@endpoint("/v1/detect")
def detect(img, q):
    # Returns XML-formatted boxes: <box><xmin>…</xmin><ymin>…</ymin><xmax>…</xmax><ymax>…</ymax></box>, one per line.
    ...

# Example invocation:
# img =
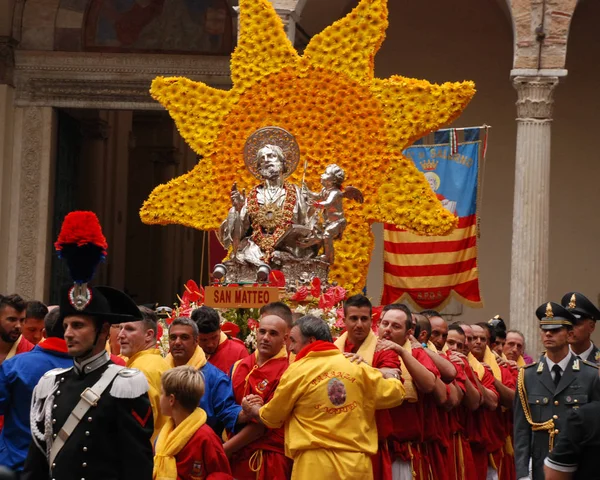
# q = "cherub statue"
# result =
<box><xmin>301</xmin><ymin>164</ymin><xmax>363</xmax><ymax>264</ymax></box>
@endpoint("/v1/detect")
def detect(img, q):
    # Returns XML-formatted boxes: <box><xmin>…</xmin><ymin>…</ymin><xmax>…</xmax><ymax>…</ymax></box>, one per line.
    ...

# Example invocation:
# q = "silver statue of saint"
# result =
<box><xmin>216</xmin><ymin>128</ymin><xmax>313</xmax><ymax>281</ymax></box>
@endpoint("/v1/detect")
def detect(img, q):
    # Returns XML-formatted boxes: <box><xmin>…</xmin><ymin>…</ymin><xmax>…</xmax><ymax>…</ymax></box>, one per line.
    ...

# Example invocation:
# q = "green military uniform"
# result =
<box><xmin>513</xmin><ymin>302</ymin><xmax>600</xmax><ymax>480</ymax></box>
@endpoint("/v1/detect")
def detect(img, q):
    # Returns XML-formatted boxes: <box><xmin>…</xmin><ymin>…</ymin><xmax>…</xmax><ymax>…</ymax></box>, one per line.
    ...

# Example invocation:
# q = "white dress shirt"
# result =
<box><xmin>545</xmin><ymin>351</ymin><xmax>572</xmax><ymax>381</ymax></box>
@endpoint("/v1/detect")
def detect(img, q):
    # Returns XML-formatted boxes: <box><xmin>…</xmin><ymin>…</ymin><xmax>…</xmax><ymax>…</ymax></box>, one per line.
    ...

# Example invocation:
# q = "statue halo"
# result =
<box><xmin>244</xmin><ymin>126</ymin><xmax>300</xmax><ymax>180</ymax></box>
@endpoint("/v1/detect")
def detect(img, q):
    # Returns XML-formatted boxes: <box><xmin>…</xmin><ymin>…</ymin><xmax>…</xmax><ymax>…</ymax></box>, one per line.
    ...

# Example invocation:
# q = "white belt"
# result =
<box><xmin>49</xmin><ymin>364</ymin><xmax>123</xmax><ymax>465</ymax></box>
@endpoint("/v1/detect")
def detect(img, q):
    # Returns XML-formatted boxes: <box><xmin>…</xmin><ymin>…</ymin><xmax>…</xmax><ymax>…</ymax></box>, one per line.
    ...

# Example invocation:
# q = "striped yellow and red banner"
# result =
<box><xmin>381</xmin><ymin>127</ymin><xmax>486</xmax><ymax>310</ymax></box>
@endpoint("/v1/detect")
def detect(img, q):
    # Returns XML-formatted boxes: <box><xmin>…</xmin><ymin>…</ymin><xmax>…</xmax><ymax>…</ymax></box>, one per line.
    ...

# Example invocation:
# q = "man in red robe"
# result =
<box><xmin>445</xmin><ymin>323</ymin><xmax>483</xmax><ymax>480</ymax></box>
<box><xmin>224</xmin><ymin>313</ymin><xmax>293</xmax><ymax>479</ymax></box>
<box><xmin>468</xmin><ymin>324</ymin><xmax>501</xmax><ymax>480</ymax></box>
<box><xmin>333</xmin><ymin>295</ymin><xmax>401</xmax><ymax>480</ymax></box>
<box><xmin>375</xmin><ymin>304</ymin><xmax>446</xmax><ymax>480</ymax></box>
<box><xmin>192</xmin><ymin>306</ymin><xmax>249</xmax><ymax>374</ymax></box>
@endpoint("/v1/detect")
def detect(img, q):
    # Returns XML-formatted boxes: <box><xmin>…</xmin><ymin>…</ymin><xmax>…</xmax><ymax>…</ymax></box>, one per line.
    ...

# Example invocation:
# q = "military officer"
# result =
<box><xmin>22</xmin><ymin>285</ymin><xmax>154</xmax><ymax>480</ymax></box>
<box><xmin>513</xmin><ymin>302</ymin><xmax>600</xmax><ymax>480</ymax></box>
<box><xmin>561</xmin><ymin>291</ymin><xmax>600</xmax><ymax>364</ymax></box>
<box><xmin>22</xmin><ymin>211</ymin><xmax>154</xmax><ymax>480</ymax></box>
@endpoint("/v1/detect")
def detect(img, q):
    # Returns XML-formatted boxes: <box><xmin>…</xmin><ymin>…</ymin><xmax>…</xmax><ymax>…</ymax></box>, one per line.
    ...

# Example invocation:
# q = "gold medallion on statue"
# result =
<box><xmin>256</xmin><ymin>202</ymin><xmax>284</xmax><ymax>231</ymax></box>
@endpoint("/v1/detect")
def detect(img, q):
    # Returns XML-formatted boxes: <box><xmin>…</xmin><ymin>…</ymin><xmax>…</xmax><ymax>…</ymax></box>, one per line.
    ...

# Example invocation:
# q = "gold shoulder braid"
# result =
<box><xmin>517</xmin><ymin>367</ymin><xmax>556</xmax><ymax>451</ymax></box>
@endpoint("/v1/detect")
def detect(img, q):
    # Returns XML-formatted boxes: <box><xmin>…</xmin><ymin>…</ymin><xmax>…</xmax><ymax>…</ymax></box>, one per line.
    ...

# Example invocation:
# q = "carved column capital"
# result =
<box><xmin>0</xmin><ymin>36</ymin><xmax>19</xmax><ymax>86</ymax></box>
<box><xmin>513</xmin><ymin>76</ymin><xmax>559</xmax><ymax>120</ymax></box>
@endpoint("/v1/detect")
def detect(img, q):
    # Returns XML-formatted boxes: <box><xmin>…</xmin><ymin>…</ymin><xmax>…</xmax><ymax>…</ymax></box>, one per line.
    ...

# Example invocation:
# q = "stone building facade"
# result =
<box><xmin>0</xmin><ymin>0</ymin><xmax>598</xmax><ymax>354</ymax></box>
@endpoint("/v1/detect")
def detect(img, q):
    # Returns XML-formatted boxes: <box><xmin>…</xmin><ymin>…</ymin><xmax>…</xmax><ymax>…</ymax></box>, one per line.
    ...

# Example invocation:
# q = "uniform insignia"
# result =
<box><xmin>537</xmin><ymin>362</ymin><xmax>544</xmax><ymax>373</ymax></box>
<box><xmin>68</xmin><ymin>284</ymin><xmax>93</xmax><ymax>311</ymax></box>
<box><xmin>191</xmin><ymin>461</ymin><xmax>203</xmax><ymax>479</ymax></box>
<box><xmin>256</xmin><ymin>378</ymin><xmax>269</xmax><ymax>393</ymax></box>
<box><xmin>132</xmin><ymin>406</ymin><xmax>152</xmax><ymax>427</ymax></box>
<box><xmin>595</xmin><ymin>350</ymin><xmax>600</xmax><ymax>362</ymax></box>
<box><xmin>327</xmin><ymin>378</ymin><xmax>347</xmax><ymax>407</ymax></box>
<box><xmin>573</xmin><ymin>359</ymin><xmax>580</xmax><ymax>371</ymax></box>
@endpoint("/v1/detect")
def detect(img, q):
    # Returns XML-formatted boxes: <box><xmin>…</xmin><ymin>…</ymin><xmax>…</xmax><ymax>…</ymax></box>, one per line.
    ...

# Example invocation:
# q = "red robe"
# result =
<box><xmin>447</xmin><ymin>356</ymin><xmax>478</xmax><ymax>480</ymax></box>
<box><xmin>230</xmin><ymin>351</ymin><xmax>292</xmax><ymax>480</ymax></box>
<box><xmin>468</xmin><ymin>369</ymin><xmax>499</xmax><ymax>480</ymax></box>
<box><xmin>342</xmin><ymin>341</ymin><xmax>400</xmax><ymax>480</ymax></box>
<box><xmin>387</xmin><ymin>348</ymin><xmax>439</xmax><ymax>480</ymax></box>
<box><xmin>175</xmin><ymin>424</ymin><xmax>232</xmax><ymax>480</ymax></box>
<box><xmin>209</xmin><ymin>337</ymin><xmax>249</xmax><ymax>375</ymax></box>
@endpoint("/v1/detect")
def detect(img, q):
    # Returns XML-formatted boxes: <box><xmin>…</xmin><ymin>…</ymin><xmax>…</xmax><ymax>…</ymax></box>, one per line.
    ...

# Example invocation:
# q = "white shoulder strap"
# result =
<box><xmin>49</xmin><ymin>364</ymin><xmax>123</xmax><ymax>464</ymax></box>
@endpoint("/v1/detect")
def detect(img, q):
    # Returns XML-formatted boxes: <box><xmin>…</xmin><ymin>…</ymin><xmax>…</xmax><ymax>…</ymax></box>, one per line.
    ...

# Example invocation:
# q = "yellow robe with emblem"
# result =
<box><xmin>127</xmin><ymin>348</ymin><xmax>170</xmax><ymax>442</ymax></box>
<box><xmin>259</xmin><ymin>347</ymin><xmax>405</xmax><ymax>480</ymax></box>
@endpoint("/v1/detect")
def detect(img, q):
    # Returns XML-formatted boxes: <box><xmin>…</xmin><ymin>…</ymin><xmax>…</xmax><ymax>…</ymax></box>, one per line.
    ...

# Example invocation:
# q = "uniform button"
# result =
<box><xmin>53</xmin><ymin>404</ymin><xmax>57</xmax><ymax>409</ymax></box>
<box><xmin>574</xmin><ymin>399</ymin><xmax>578</xmax><ymax>403</ymax></box>
<box><xmin>60</xmin><ymin>378</ymin><xmax>65</xmax><ymax>382</ymax></box>
<box><xmin>83</xmin><ymin>447</ymin><xmax>88</xmax><ymax>452</ymax></box>
<box><xmin>56</xmin><ymin>391</ymin><xmax>61</xmax><ymax>396</ymax></box>
<box><xmin>53</xmin><ymin>434</ymin><xmax>57</xmax><ymax>439</ymax></box>
<box><xmin>553</xmin><ymin>415</ymin><xmax>558</xmax><ymax>419</ymax></box>
<box><xmin>82</xmin><ymin>463</ymin><xmax>87</xmax><ymax>467</ymax></box>
<box><xmin>85</xmin><ymin>431</ymin><xmax>90</xmax><ymax>436</ymax></box>
<box><xmin>87</xmin><ymin>417</ymin><xmax>92</xmax><ymax>422</ymax></box>
<box><xmin>554</xmin><ymin>429</ymin><xmax>559</xmax><ymax>434</ymax></box>
<box><xmin>535</xmin><ymin>400</ymin><xmax>539</xmax><ymax>404</ymax></box>
<box><xmin>52</xmin><ymin>419</ymin><xmax>56</xmax><ymax>424</ymax></box>
<box><xmin>554</xmin><ymin>401</ymin><xmax>559</xmax><ymax>406</ymax></box>
<box><xmin>52</xmin><ymin>463</ymin><xmax>56</xmax><ymax>468</ymax></box>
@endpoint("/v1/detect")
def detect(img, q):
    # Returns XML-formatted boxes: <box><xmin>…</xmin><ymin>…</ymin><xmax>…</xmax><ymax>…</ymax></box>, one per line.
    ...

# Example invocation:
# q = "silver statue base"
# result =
<box><xmin>222</xmin><ymin>253</ymin><xmax>329</xmax><ymax>286</ymax></box>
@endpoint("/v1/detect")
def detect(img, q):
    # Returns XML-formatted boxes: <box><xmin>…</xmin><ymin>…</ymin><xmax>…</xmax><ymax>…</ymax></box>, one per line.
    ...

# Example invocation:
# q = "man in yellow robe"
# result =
<box><xmin>119</xmin><ymin>305</ymin><xmax>169</xmax><ymax>441</ymax></box>
<box><xmin>242</xmin><ymin>315</ymin><xmax>406</xmax><ymax>480</ymax></box>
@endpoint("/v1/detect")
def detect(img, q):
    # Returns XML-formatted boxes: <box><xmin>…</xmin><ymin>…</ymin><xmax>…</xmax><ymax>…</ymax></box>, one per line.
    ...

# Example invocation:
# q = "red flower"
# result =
<box><xmin>183</xmin><ymin>279</ymin><xmax>204</xmax><ymax>304</ymax></box>
<box><xmin>222</xmin><ymin>321</ymin><xmax>240</xmax><ymax>337</ymax></box>
<box><xmin>310</xmin><ymin>277</ymin><xmax>322</xmax><ymax>298</ymax></box>
<box><xmin>248</xmin><ymin>318</ymin><xmax>259</xmax><ymax>330</ymax></box>
<box><xmin>328</xmin><ymin>286</ymin><xmax>347</xmax><ymax>304</ymax></box>
<box><xmin>269</xmin><ymin>270</ymin><xmax>286</xmax><ymax>287</ymax></box>
<box><xmin>291</xmin><ymin>286</ymin><xmax>309</xmax><ymax>301</ymax></box>
<box><xmin>156</xmin><ymin>323</ymin><xmax>164</xmax><ymax>341</ymax></box>
<box><xmin>318</xmin><ymin>291</ymin><xmax>336</xmax><ymax>309</ymax></box>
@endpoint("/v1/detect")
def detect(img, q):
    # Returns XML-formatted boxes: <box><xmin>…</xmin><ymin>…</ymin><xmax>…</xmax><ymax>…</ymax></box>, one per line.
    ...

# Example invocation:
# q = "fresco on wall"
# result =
<box><xmin>84</xmin><ymin>0</ymin><xmax>233</xmax><ymax>54</ymax></box>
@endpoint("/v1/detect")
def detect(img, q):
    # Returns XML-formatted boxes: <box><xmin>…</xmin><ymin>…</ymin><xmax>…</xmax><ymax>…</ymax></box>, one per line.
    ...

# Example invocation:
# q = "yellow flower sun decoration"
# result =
<box><xmin>140</xmin><ymin>0</ymin><xmax>476</xmax><ymax>293</ymax></box>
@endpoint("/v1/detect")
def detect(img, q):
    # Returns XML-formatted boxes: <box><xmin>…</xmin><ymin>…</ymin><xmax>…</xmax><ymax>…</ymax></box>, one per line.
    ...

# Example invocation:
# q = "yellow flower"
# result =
<box><xmin>140</xmin><ymin>0</ymin><xmax>474</xmax><ymax>293</ymax></box>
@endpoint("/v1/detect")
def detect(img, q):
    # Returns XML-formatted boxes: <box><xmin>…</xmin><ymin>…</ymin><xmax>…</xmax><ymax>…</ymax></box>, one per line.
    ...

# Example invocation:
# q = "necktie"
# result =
<box><xmin>552</xmin><ymin>364</ymin><xmax>562</xmax><ymax>386</ymax></box>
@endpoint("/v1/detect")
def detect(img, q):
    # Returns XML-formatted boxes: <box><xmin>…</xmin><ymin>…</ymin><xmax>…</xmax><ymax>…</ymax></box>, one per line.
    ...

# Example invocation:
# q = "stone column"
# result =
<box><xmin>6</xmin><ymin>106</ymin><xmax>57</xmax><ymax>300</ymax></box>
<box><xmin>510</xmin><ymin>76</ymin><xmax>558</xmax><ymax>356</ymax></box>
<box><xmin>0</xmin><ymin>84</ymin><xmax>15</xmax><ymax>293</ymax></box>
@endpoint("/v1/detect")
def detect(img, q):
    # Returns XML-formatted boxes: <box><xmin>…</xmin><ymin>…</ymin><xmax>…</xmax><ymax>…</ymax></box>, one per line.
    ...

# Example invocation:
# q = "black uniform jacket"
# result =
<box><xmin>22</xmin><ymin>353</ymin><xmax>154</xmax><ymax>480</ymax></box>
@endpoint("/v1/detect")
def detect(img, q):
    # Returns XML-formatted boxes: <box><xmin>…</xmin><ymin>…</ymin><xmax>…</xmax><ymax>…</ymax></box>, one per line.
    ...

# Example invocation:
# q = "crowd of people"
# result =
<box><xmin>0</xmin><ymin>286</ymin><xmax>599</xmax><ymax>480</ymax></box>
